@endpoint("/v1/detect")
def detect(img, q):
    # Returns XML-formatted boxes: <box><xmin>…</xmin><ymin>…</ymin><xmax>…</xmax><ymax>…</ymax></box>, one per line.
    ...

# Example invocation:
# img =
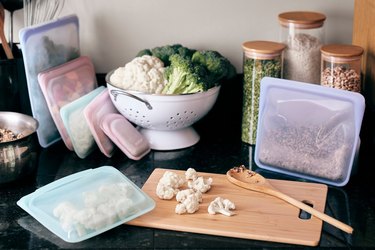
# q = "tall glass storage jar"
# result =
<box><xmin>241</xmin><ymin>41</ymin><xmax>286</xmax><ymax>145</ymax></box>
<box><xmin>320</xmin><ymin>44</ymin><xmax>364</xmax><ymax>93</ymax></box>
<box><xmin>279</xmin><ymin>11</ymin><xmax>326</xmax><ymax>84</ymax></box>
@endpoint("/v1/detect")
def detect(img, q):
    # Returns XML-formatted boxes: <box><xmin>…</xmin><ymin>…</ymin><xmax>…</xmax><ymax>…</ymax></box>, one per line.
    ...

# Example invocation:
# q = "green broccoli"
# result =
<box><xmin>177</xmin><ymin>46</ymin><xmax>197</xmax><ymax>59</ymax></box>
<box><xmin>134</xmin><ymin>45</ymin><xmax>237</xmax><ymax>94</ymax></box>
<box><xmin>191</xmin><ymin>50</ymin><xmax>237</xmax><ymax>86</ymax></box>
<box><xmin>162</xmin><ymin>54</ymin><xmax>209</xmax><ymax>94</ymax></box>
<box><xmin>151</xmin><ymin>45</ymin><xmax>180</xmax><ymax>66</ymax></box>
<box><xmin>136</xmin><ymin>44</ymin><xmax>196</xmax><ymax>67</ymax></box>
<box><xmin>136</xmin><ymin>49</ymin><xmax>152</xmax><ymax>57</ymax></box>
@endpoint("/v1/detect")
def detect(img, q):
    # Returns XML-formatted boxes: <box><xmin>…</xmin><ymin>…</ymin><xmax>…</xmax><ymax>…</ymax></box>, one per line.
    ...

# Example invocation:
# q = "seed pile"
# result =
<box><xmin>258</xmin><ymin>123</ymin><xmax>352</xmax><ymax>181</ymax></box>
<box><xmin>283</xmin><ymin>33</ymin><xmax>322</xmax><ymax>84</ymax></box>
<box><xmin>0</xmin><ymin>128</ymin><xmax>23</xmax><ymax>143</ymax></box>
<box><xmin>321</xmin><ymin>65</ymin><xmax>361</xmax><ymax>92</ymax></box>
<box><xmin>242</xmin><ymin>58</ymin><xmax>282</xmax><ymax>145</ymax></box>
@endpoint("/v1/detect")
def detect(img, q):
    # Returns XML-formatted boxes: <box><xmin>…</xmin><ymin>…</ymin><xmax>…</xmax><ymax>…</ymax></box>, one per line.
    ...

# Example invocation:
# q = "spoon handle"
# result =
<box><xmin>269</xmin><ymin>188</ymin><xmax>353</xmax><ymax>234</ymax></box>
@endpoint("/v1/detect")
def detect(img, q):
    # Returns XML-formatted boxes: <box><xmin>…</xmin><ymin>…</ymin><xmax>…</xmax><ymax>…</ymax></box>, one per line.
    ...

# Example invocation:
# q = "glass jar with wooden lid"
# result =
<box><xmin>241</xmin><ymin>40</ymin><xmax>286</xmax><ymax>145</ymax></box>
<box><xmin>320</xmin><ymin>44</ymin><xmax>364</xmax><ymax>93</ymax></box>
<box><xmin>278</xmin><ymin>11</ymin><xmax>326</xmax><ymax>84</ymax></box>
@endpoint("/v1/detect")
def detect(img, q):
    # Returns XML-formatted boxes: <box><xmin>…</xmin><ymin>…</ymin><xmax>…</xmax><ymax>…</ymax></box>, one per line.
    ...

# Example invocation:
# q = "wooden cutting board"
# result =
<box><xmin>127</xmin><ymin>168</ymin><xmax>328</xmax><ymax>246</ymax></box>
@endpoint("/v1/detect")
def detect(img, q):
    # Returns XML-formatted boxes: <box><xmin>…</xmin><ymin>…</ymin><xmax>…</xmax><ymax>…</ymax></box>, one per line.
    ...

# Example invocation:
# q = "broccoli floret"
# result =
<box><xmin>134</xmin><ymin>45</ymin><xmax>237</xmax><ymax>94</ymax></box>
<box><xmin>151</xmin><ymin>44</ymin><xmax>182</xmax><ymax>66</ymax></box>
<box><xmin>136</xmin><ymin>49</ymin><xmax>152</xmax><ymax>57</ymax></box>
<box><xmin>177</xmin><ymin>46</ymin><xmax>197</xmax><ymax>59</ymax></box>
<box><xmin>162</xmin><ymin>54</ymin><xmax>209</xmax><ymax>94</ymax></box>
<box><xmin>192</xmin><ymin>50</ymin><xmax>237</xmax><ymax>86</ymax></box>
<box><xmin>136</xmin><ymin>44</ymin><xmax>196</xmax><ymax>67</ymax></box>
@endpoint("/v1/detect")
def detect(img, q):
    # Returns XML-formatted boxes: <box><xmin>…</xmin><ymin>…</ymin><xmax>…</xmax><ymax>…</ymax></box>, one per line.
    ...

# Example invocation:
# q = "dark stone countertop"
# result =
<box><xmin>1</xmin><ymin>76</ymin><xmax>375</xmax><ymax>249</ymax></box>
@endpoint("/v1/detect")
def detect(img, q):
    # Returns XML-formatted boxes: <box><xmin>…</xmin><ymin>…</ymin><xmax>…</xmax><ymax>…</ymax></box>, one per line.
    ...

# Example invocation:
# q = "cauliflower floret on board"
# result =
<box><xmin>156</xmin><ymin>182</ymin><xmax>179</xmax><ymax>200</ymax></box>
<box><xmin>176</xmin><ymin>189</ymin><xmax>202</xmax><ymax>203</ymax></box>
<box><xmin>155</xmin><ymin>171</ymin><xmax>185</xmax><ymax>200</ymax></box>
<box><xmin>185</xmin><ymin>168</ymin><xmax>198</xmax><ymax>180</ymax></box>
<box><xmin>188</xmin><ymin>176</ymin><xmax>213</xmax><ymax>193</ymax></box>
<box><xmin>208</xmin><ymin>197</ymin><xmax>236</xmax><ymax>216</ymax></box>
<box><xmin>175</xmin><ymin>193</ymin><xmax>200</xmax><ymax>214</ymax></box>
<box><xmin>159</xmin><ymin>171</ymin><xmax>185</xmax><ymax>189</ymax></box>
<box><xmin>110</xmin><ymin>55</ymin><xmax>167</xmax><ymax>94</ymax></box>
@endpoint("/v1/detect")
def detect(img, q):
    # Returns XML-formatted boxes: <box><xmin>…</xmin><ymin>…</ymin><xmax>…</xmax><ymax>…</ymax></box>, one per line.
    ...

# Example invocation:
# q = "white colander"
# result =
<box><xmin>106</xmin><ymin>71</ymin><xmax>221</xmax><ymax>150</ymax></box>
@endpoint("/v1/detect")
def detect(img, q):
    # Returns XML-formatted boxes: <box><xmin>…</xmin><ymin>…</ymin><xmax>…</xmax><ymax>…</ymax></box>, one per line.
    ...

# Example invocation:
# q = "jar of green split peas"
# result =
<box><xmin>241</xmin><ymin>41</ymin><xmax>286</xmax><ymax>145</ymax></box>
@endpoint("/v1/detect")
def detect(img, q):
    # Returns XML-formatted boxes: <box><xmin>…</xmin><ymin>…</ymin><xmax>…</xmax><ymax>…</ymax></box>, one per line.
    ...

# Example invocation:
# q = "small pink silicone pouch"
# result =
<box><xmin>38</xmin><ymin>56</ymin><xmax>97</xmax><ymax>150</ymax></box>
<box><xmin>100</xmin><ymin>113</ymin><xmax>150</xmax><ymax>160</ymax></box>
<box><xmin>83</xmin><ymin>89</ymin><xmax>118</xmax><ymax>157</ymax></box>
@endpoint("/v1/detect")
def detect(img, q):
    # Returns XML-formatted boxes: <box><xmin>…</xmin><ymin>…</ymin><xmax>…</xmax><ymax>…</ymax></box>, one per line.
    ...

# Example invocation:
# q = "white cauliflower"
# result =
<box><xmin>53</xmin><ymin>201</ymin><xmax>79</xmax><ymax>232</ymax></box>
<box><xmin>159</xmin><ymin>171</ymin><xmax>185</xmax><ymax>189</ymax></box>
<box><xmin>176</xmin><ymin>189</ymin><xmax>202</xmax><ymax>203</ymax></box>
<box><xmin>208</xmin><ymin>197</ymin><xmax>236</xmax><ymax>216</ymax></box>
<box><xmin>53</xmin><ymin>182</ymin><xmax>135</xmax><ymax>236</ymax></box>
<box><xmin>185</xmin><ymin>168</ymin><xmax>198</xmax><ymax>180</ymax></box>
<box><xmin>155</xmin><ymin>171</ymin><xmax>185</xmax><ymax>200</ymax></box>
<box><xmin>156</xmin><ymin>182</ymin><xmax>178</xmax><ymax>200</ymax></box>
<box><xmin>175</xmin><ymin>193</ymin><xmax>200</xmax><ymax>214</ymax></box>
<box><xmin>110</xmin><ymin>55</ymin><xmax>167</xmax><ymax>94</ymax></box>
<box><xmin>188</xmin><ymin>176</ymin><xmax>213</xmax><ymax>193</ymax></box>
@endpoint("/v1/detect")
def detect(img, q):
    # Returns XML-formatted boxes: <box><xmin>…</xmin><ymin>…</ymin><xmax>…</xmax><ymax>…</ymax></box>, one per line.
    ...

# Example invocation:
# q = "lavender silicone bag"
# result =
<box><xmin>19</xmin><ymin>14</ymin><xmax>80</xmax><ymax>148</ymax></box>
<box><xmin>254</xmin><ymin>77</ymin><xmax>365</xmax><ymax>186</ymax></box>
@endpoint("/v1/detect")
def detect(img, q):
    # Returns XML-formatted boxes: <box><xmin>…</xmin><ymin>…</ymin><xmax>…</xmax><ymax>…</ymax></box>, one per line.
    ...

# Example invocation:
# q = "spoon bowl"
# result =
<box><xmin>226</xmin><ymin>165</ymin><xmax>354</xmax><ymax>234</ymax></box>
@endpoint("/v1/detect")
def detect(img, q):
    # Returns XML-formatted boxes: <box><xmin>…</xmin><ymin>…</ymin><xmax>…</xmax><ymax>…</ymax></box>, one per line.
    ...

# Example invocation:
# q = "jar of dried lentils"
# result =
<box><xmin>241</xmin><ymin>41</ymin><xmax>286</xmax><ymax>145</ymax></box>
<box><xmin>320</xmin><ymin>44</ymin><xmax>364</xmax><ymax>92</ymax></box>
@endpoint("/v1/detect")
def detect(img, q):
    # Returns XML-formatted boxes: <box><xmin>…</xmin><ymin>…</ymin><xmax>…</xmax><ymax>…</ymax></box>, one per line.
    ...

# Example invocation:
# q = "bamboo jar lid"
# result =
<box><xmin>321</xmin><ymin>44</ymin><xmax>364</xmax><ymax>57</ymax></box>
<box><xmin>278</xmin><ymin>11</ymin><xmax>326</xmax><ymax>29</ymax></box>
<box><xmin>242</xmin><ymin>41</ymin><xmax>286</xmax><ymax>59</ymax></box>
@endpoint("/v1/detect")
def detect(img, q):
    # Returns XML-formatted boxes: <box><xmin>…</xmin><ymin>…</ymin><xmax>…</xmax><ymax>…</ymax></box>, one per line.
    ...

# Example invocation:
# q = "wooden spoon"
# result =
<box><xmin>0</xmin><ymin>3</ymin><xmax>14</xmax><ymax>59</ymax></box>
<box><xmin>226</xmin><ymin>165</ymin><xmax>354</xmax><ymax>234</ymax></box>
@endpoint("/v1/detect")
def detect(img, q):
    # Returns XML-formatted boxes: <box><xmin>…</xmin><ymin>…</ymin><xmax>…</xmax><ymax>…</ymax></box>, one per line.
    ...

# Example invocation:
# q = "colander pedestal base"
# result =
<box><xmin>139</xmin><ymin>127</ymin><xmax>200</xmax><ymax>150</ymax></box>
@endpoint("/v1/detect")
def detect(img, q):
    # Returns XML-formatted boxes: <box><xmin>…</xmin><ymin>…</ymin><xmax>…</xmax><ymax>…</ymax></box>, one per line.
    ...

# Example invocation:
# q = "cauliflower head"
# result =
<box><xmin>110</xmin><ymin>55</ymin><xmax>167</xmax><ymax>94</ymax></box>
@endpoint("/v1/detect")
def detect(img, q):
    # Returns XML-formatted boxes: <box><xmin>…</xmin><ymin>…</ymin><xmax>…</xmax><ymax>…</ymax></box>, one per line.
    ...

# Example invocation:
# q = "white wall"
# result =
<box><xmin>9</xmin><ymin>0</ymin><xmax>354</xmax><ymax>73</ymax></box>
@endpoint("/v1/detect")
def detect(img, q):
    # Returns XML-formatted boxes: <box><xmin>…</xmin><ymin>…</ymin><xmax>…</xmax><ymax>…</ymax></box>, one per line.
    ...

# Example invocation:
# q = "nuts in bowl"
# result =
<box><xmin>0</xmin><ymin>112</ymin><xmax>39</xmax><ymax>184</ymax></box>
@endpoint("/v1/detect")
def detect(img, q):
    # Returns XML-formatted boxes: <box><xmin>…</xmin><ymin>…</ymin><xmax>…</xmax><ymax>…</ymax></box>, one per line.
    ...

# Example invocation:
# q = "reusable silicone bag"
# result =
<box><xmin>60</xmin><ymin>87</ymin><xmax>105</xmax><ymax>159</ymax></box>
<box><xmin>38</xmin><ymin>56</ymin><xmax>97</xmax><ymax>151</ymax></box>
<box><xmin>19</xmin><ymin>14</ymin><xmax>80</xmax><ymax>148</ymax></box>
<box><xmin>83</xmin><ymin>89</ymin><xmax>118</xmax><ymax>158</ymax></box>
<box><xmin>254</xmin><ymin>77</ymin><xmax>365</xmax><ymax>186</ymax></box>
<box><xmin>100</xmin><ymin>113</ymin><xmax>150</xmax><ymax>160</ymax></box>
<box><xmin>17</xmin><ymin>166</ymin><xmax>155</xmax><ymax>243</ymax></box>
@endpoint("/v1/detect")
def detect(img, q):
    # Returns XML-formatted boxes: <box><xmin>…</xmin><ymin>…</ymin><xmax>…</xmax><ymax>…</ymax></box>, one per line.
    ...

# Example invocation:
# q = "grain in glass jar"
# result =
<box><xmin>278</xmin><ymin>11</ymin><xmax>326</xmax><ymax>84</ymax></box>
<box><xmin>320</xmin><ymin>44</ymin><xmax>364</xmax><ymax>93</ymax></box>
<box><xmin>241</xmin><ymin>41</ymin><xmax>285</xmax><ymax>145</ymax></box>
